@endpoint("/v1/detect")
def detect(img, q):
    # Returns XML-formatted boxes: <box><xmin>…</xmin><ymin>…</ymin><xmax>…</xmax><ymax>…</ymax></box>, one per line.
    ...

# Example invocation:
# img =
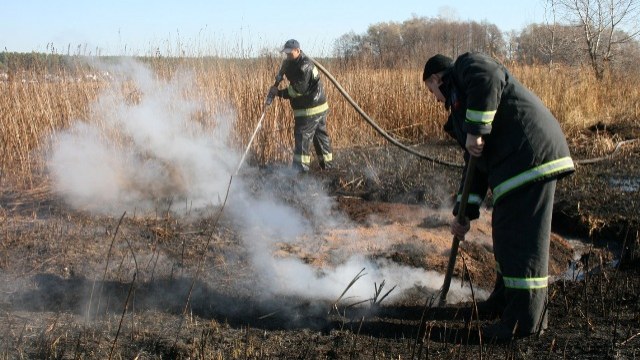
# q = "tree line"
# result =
<box><xmin>3</xmin><ymin>1</ymin><xmax>638</xmax><ymax>80</ymax></box>
<box><xmin>0</xmin><ymin>52</ymin><xmax>98</xmax><ymax>75</ymax></box>
<box><xmin>332</xmin><ymin>0</ymin><xmax>640</xmax><ymax>79</ymax></box>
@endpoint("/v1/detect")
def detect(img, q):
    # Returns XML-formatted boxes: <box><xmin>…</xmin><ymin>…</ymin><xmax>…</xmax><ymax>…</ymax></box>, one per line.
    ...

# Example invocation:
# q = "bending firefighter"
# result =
<box><xmin>423</xmin><ymin>53</ymin><xmax>575</xmax><ymax>341</ymax></box>
<box><xmin>268</xmin><ymin>39</ymin><xmax>333</xmax><ymax>172</ymax></box>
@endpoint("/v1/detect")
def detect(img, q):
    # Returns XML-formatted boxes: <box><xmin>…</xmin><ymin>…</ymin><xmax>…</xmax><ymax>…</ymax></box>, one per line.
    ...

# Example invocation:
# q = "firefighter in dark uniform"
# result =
<box><xmin>268</xmin><ymin>39</ymin><xmax>333</xmax><ymax>172</ymax></box>
<box><xmin>423</xmin><ymin>53</ymin><xmax>575</xmax><ymax>340</ymax></box>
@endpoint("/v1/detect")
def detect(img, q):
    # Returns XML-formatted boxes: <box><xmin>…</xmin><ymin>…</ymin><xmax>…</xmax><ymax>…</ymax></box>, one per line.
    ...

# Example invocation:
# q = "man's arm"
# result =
<box><xmin>457</xmin><ymin>55</ymin><xmax>506</xmax><ymax>136</ymax></box>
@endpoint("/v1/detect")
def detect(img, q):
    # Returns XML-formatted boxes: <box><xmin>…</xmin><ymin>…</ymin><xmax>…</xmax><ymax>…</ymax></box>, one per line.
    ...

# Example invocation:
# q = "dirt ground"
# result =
<box><xmin>1</xmin><ymin>130</ymin><xmax>639</xmax><ymax>359</ymax></box>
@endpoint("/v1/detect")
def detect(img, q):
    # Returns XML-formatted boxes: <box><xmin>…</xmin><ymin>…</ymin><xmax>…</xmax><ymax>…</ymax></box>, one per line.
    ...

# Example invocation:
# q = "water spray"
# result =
<box><xmin>234</xmin><ymin>106</ymin><xmax>268</xmax><ymax>175</ymax></box>
<box><xmin>234</xmin><ymin>63</ymin><xmax>285</xmax><ymax>175</ymax></box>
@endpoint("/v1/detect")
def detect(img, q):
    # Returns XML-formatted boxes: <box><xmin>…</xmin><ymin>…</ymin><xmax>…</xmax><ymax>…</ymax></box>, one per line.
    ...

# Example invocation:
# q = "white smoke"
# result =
<box><xmin>48</xmin><ymin>59</ymin><xmax>236</xmax><ymax>214</ymax></box>
<box><xmin>229</xmin><ymin>183</ymin><xmax>481</xmax><ymax>304</ymax></box>
<box><xmin>47</xmin><ymin>59</ymin><xmax>482</xmax><ymax>306</ymax></box>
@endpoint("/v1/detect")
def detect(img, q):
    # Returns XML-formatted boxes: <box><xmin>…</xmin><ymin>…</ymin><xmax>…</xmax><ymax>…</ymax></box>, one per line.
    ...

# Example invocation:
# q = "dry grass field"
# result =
<box><xmin>1</xmin><ymin>55</ymin><xmax>639</xmax><ymax>358</ymax></box>
<box><xmin>2</xmin><ymin>56</ymin><xmax>638</xmax><ymax>189</ymax></box>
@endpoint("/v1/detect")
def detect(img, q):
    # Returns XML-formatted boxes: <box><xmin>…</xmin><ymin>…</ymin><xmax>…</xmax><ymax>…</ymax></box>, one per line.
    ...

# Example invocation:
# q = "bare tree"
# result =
<box><xmin>552</xmin><ymin>0</ymin><xmax>640</xmax><ymax>78</ymax></box>
<box><xmin>331</xmin><ymin>17</ymin><xmax>512</xmax><ymax>68</ymax></box>
<box><xmin>543</xmin><ymin>0</ymin><xmax>560</xmax><ymax>66</ymax></box>
<box><xmin>366</xmin><ymin>22</ymin><xmax>404</xmax><ymax>66</ymax></box>
<box><xmin>333</xmin><ymin>32</ymin><xmax>364</xmax><ymax>59</ymax></box>
<box><xmin>516</xmin><ymin>23</ymin><xmax>583</xmax><ymax>65</ymax></box>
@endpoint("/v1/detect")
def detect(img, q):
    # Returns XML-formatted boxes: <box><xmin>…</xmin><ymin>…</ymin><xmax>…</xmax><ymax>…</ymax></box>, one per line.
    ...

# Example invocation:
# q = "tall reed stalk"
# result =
<box><xmin>1</xmin><ymin>57</ymin><xmax>638</xmax><ymax>190</ymax></box>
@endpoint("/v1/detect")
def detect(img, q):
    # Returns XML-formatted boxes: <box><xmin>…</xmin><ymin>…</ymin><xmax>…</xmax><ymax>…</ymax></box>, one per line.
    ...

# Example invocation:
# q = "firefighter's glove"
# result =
<box><xmin>268</xmin><ymin>86</ymin><xmax>279</xmax><ymax>98</ymax></box>
<box><xmin>265</xmin><ymin>86</ymin><xmax>279</xmax><ymax>105</ymax></box>
<box><xmin>452</xmin><ymin>202</ymin><xmax>480</xmax><ymax>221</ymax></box>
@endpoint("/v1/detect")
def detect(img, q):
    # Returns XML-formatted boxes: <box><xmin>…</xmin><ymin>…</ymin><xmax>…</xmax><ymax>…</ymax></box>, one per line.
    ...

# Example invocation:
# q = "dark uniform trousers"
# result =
<box><xmin>491</xmin><ymin>179</ymin><xmax>556</xmax><ymax>335</ymax></box>
<box><xmin>293</xmin><ymin>110</ymin><xmax>332</xmax><ymax>172</ymax></box>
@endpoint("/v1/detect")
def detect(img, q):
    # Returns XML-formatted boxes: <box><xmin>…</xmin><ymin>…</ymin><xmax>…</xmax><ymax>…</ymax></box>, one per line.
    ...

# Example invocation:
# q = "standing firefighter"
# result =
<box><xmin>268</xmin><ymin>39</ymin><xmax>333</xmax><ymax>172</ymax></box>
<box><xmin>423</xmin><ymin>52</ymin><xmax>575</xmax><ymax>340</ymax></box>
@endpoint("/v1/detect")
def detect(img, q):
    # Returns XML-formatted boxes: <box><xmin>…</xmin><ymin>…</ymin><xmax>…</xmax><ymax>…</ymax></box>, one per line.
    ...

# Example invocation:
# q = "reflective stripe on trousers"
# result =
<box><xmin>503</xmin><ymin>276</ymin><xmax>548</xmax><ymax>289</ymax></box>
<box><xmin>492</xmin><ymin>179</ymin><xmax>556</xmax><ymax>335</ymax></box>
<box><xmin>293</xmin><ymin>110</ymin><xmax>332</xmax><ymax>171</ymax></box>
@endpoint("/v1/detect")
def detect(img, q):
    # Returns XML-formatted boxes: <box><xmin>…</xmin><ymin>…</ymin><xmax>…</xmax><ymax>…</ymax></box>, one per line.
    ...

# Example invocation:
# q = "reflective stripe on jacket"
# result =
<box><xmin>444</xmin><ymin>52</ymin><xmax>574</xmax><ymax>214</ymax></box>
<box><xmin>279</xmin><ymin>53</ymin><xmax>328</xmax><ymax>117</ymax></box>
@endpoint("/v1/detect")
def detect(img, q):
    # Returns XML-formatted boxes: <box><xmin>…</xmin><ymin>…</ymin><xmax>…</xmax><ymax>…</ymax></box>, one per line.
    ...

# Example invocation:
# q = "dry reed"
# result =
<box><xmin>1</xmin><ymin>57</ymin><xmax>638</xmax><ymax>190</ymax></box>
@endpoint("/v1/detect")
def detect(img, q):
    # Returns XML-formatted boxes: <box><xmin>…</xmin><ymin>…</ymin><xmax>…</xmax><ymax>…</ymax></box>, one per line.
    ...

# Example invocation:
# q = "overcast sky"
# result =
<box><xmin>2</xmin><ymin>0</ymin><xmax>547</xmax><ymax>56</ymax></box>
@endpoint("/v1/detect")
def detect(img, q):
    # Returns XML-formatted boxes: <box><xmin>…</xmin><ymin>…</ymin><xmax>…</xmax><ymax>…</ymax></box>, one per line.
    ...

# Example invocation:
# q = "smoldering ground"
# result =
<box><xmin>39</xmin><ymin>59</ymin><xmax>483</xmax><ymax>328</ymax></box>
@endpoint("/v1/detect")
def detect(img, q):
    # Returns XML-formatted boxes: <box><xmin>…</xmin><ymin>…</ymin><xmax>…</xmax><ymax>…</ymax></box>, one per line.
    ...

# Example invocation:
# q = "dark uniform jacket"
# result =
<box><xmin>442</xmin><ymin>52</ymin><xmax>575</xmax><ymax>219</ymax></box>
<box><xmin>278</xmin><ymin>53</ymin><xmax>328</xmax><ymax>118</ymax></box>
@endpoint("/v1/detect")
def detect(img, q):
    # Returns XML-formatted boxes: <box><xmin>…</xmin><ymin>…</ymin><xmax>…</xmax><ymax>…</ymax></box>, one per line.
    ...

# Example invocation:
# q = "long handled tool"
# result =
<box><xmin>439</xmin><ymin>156</ymin><xmax>478</xmax><ymax>306</ymax></box>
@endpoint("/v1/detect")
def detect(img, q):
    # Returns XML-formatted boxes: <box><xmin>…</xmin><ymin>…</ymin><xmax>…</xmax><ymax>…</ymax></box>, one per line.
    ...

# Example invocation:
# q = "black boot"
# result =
<box><xmin>481</xmin><ymin>320</ymin><xmax>544</xmax><ymax>343</ymax></box>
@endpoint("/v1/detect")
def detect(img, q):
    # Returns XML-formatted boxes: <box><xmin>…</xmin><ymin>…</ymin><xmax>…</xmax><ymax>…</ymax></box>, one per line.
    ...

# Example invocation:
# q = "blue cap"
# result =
<box><xmin>281</xmin><ymin>39</ymin><xmax>300</xmax><ymax>53</ymax></box>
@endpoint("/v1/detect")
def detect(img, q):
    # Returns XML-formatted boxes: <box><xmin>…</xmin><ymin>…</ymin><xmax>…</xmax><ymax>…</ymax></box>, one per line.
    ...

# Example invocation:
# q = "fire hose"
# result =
<box><xmin>308</xmin><ymin>56</ymin><xmax>635</xmax><ymax>167</ymax></box>
<box><xmin>307</xmin><ymin>56</ymin><xmax>462</xmax><ymax>168</ymax></box>
<box><xmin>239</xmin><ymin>57</ymin><xmax>633</xmax><ymax>175</ymax></box>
